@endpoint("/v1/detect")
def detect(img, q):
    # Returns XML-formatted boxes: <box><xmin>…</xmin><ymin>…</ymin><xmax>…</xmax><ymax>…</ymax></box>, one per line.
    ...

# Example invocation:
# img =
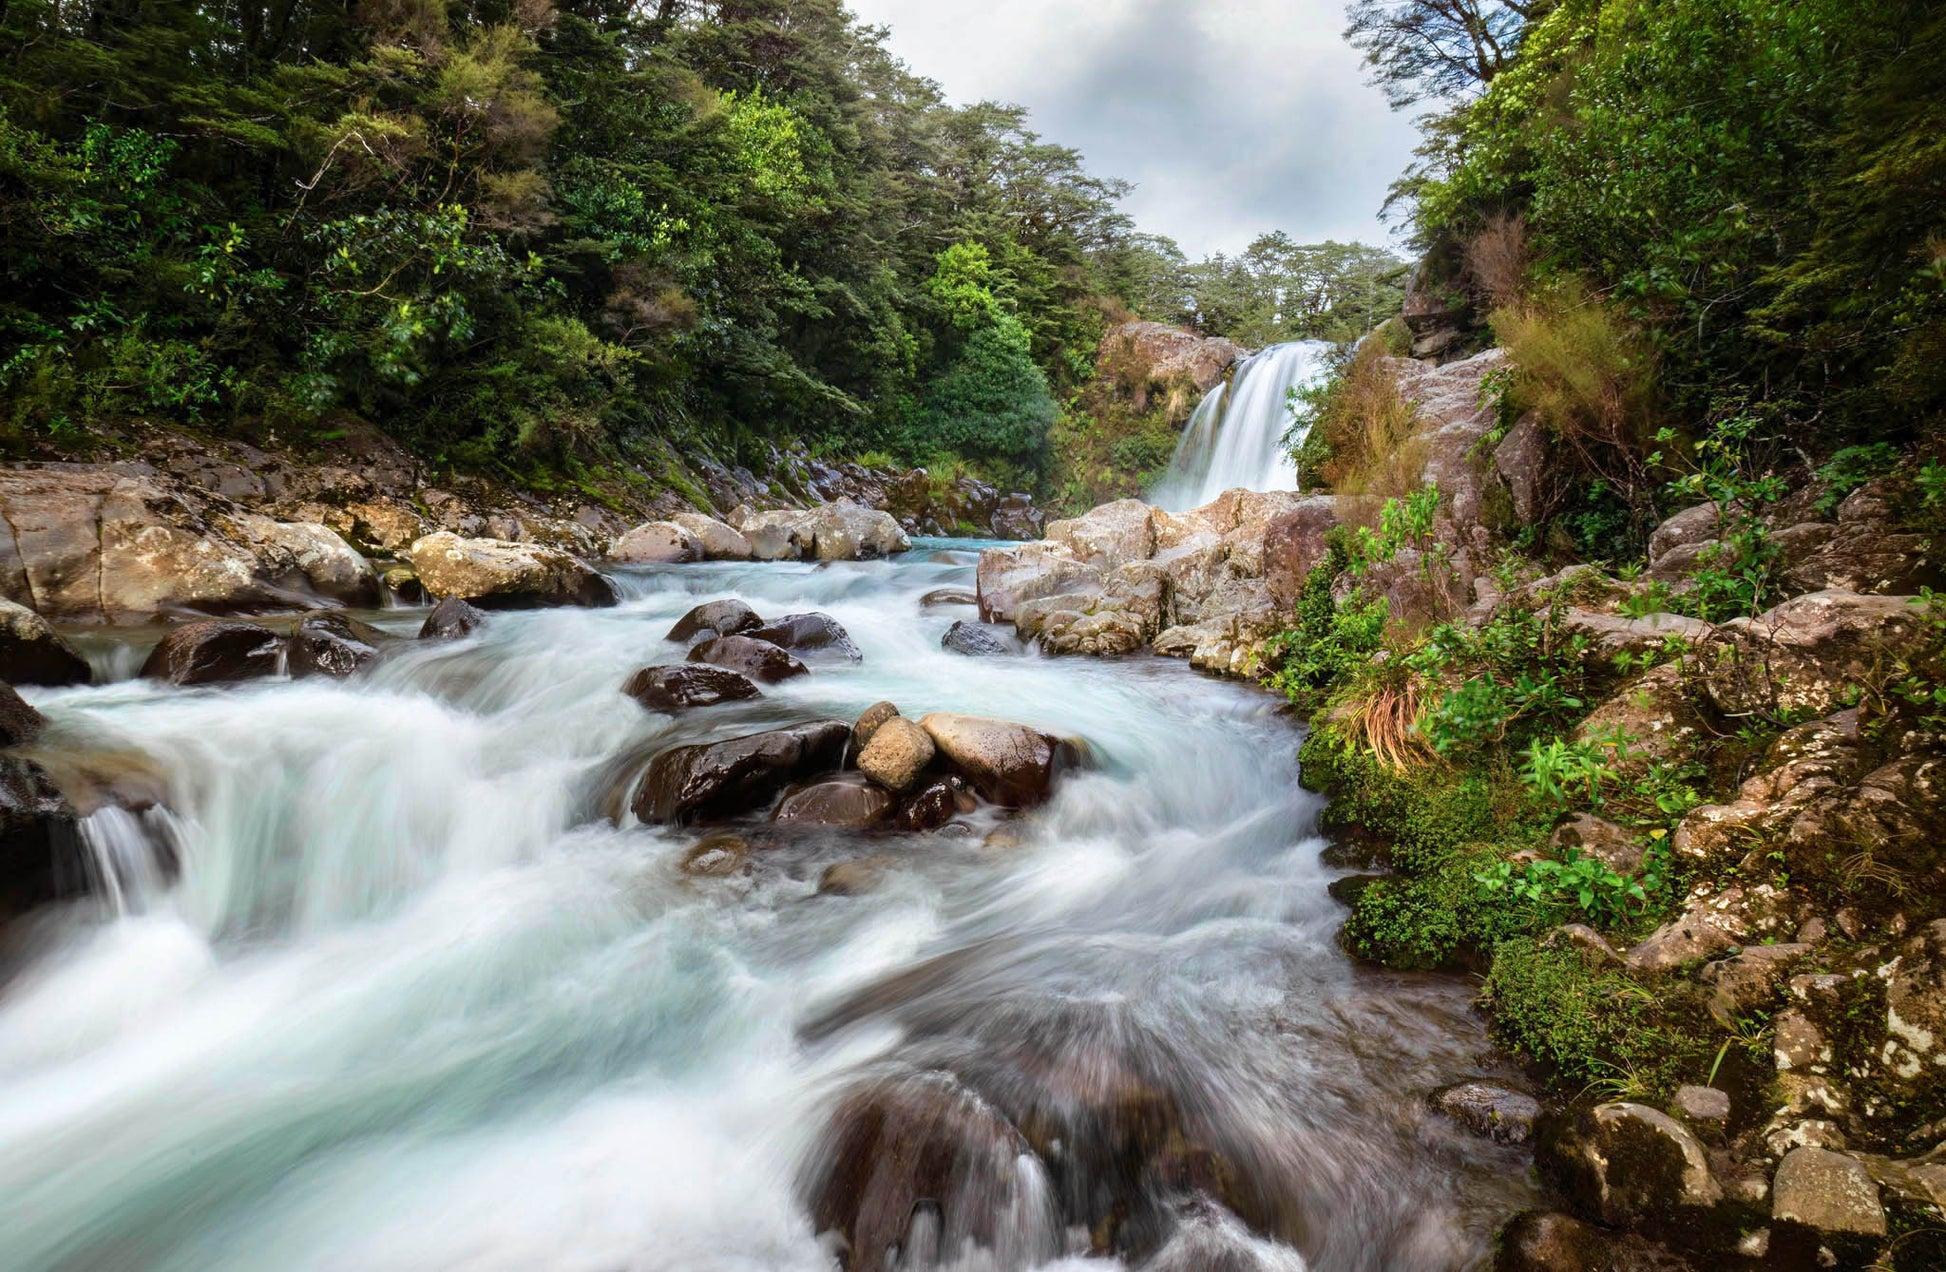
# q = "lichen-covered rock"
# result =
<box><xmin>1625</xmin><ymin>884</ymin><xmax>1791</xmax><ymax>971</ymax></box>
<box><xmin>139</xmin><ymin>620</ymin><xmax>284</xmax><ymax>686</ymax></box>
<box><xmin>1879</xmin><ymin>920</ymin><xmax>1946</xmax><ymax>1092</ymax></box>
<box><xmin>622</xmin><ymin>664</ymin><xmax>762</xmax><ymax>712</ymax></box>
<box><xmin>608</xmin><ymin>520</ymin><xmax>702</xmax><ymax>564</ymax></box>
<box><xmin>406</xmin><ymin>532</ymin><xmax>617</xmax><ymax>609</ymax></box>
<box><xmin>631</xmin><ymin>720</ymin><xmax>850</xmax><ymax>824</ymax></box>
<box><xmin>1772</xmin><ymin>1146</ymin><xmax>1885</xmax><ymax>1239</ymax></box>
<box><xmin>686</xmin><ymin>635</ymin><xmax>808</xmax><ymax>684</ymax></box>
<box><xmin>1673</xmin><ymin>708</ymin><xmax>1867</xmax><ymax>863</ymax></box>
<box><xmin>1701</xmin><ymin>589</ymin><xmax>1929</xmax><ymax>719</ymax></box>
<box><xmin>1558</xmin><ymin>609</ymin><xmax>1710</xmax><ymax>659</ymax></box>
<box><xmin>1575</xmin><ymin>665</ymin><xmax>1705</xmax><ymax>773</ymax></box>
<box><xmin>1672</xmin><ymin>1085</ymin><xmax>1731</xmax><ymax>1126</ymax></box>
<box><xmin>0</xmin><ymin>597</ymin><xmax>90</xmax><ymax>686</ymax></box>
<box><xmin>1550</xmin><ymin>814</ymin><xmax>1644</xmax><ymax>875</ymax></box>
<box><xmin>1548</xmin><ymin>1102</ymin><xmax>1722</xmax><ymax>1229</ymax></box>
<box><xmin>1700</xmin><ymin>943</ymin><xmax>1810</xmax><ymax>1024</ymax></box>
<box><xmin>1780</xmin><ymin>481</ymin><xmax>1939</xmax><ymax>596</ymax></box>
<box><xmin>1648</xmin><ymin>503</ymin><xmax>1734</xmax><ymax>568</ymax></box>
<box><xmin>666</xmin><ymin>599</ymin><xmax>762</xmax><ymax>644</ymax></box>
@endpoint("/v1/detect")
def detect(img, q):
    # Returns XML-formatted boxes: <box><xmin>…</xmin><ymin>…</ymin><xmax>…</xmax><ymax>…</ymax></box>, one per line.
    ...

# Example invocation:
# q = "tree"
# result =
<box><xmin>1345</xmin><ymin>0</ymin><xmax>1552</xmax><ymax>106</ymax></box>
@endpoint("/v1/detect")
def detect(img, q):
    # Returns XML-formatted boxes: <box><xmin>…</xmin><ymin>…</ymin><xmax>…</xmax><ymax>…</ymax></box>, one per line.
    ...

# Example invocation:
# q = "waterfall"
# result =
<box><xmin>1151</xmin><ymin>340</ymin><xmax>1333</xmax><ymax>511</ymax></box>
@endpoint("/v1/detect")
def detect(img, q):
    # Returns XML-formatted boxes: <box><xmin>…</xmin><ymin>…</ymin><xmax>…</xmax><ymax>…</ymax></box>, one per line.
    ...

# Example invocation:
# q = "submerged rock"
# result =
<box><xmin>941</xmin><ymin>620</ymin><xmax>1010</xmax><ymax>657</ymax></box>
<box><xmin>623</xmin><ymin>664</ymin><xmax>763</xmax><ymax>712</ymax></box>
<box><xmin>1433</xmin><ymin>1082</ymin><xmax>1541</xmax><ymax>1145</ymax></box>
<box><xmin>686</xmin><ymin>634</ymin><xmax>808</xmax><ymax>684</ymax></box>
<box><xmin>666</xmin><ymin>599</ymin><xmax>762</xmax><ymax>643</ymax></box>
<box><xmin>419</xmin><ymin>596</ymin><xmax>486</xmax><ymax>641</ymax></box>
<box><xmin>680</xmin><ymin>832</ymin><xmax>750</xmax><ymax>877</ymax></box>
<box><xmin>140</xmin><ymin>620</ymin><xmax>284</xmax><ymax>686</ymax></box>
<box><xmin>0</xmin><ymin>598</ymin><xmax>90</xmax><ymax>686</ymax></box>
<box><xmin>748</xmin><ymin>612</ymin><xmax>861</xmax><ymax>661</ymax></box>
<box><xmin>406</xmin><ymin>532</ymin><xmax>617</xmax><ymax>609</ymax></box>
<box><xmin>287</xmin><ymin>612</ymin><xmax>390</xmax><ymax>679</ymax></box>
<box><xmin>632</xmin><ymin>719</ymin><xmax>849</xmax><ymax>824</ymax></box>
<box><xmin>773</xmin><ymin>774</ymin><xmax>897</xmax><ymax>829</ymax></box>
<box><xmin>921</xmin><ymin>587</ymin><xmax>977</xmax><ymax>608</ymax></box>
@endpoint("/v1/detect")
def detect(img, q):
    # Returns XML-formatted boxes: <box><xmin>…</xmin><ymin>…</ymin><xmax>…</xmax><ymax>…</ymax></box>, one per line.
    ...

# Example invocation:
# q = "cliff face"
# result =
<box><xmin>1046</xmin><ymin>321</ymin><xmax>1249</xmax><ymax>516</ymax></box>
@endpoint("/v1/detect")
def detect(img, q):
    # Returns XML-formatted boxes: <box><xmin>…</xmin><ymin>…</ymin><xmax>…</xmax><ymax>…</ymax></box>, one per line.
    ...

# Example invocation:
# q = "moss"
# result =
<box><xmin>1481</xmin><ymin>938</ymin><xmax>1714</xmax><ymax>1098</ymax></box>
<box><xmin>1342</xmin><ymin>849</ymin><xmax>1539</xmax><ymax>969</ymax></box>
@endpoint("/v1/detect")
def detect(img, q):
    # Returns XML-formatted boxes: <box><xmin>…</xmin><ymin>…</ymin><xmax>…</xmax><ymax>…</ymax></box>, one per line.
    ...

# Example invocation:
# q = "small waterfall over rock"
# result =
<box><xmin>1151</xmin><ymin>340</ymin><xmax>1332</xmax><ymax>511</ymax></box>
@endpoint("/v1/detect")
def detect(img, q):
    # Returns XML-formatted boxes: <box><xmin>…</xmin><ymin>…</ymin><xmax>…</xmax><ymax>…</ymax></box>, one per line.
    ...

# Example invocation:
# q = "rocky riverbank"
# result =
<box><xmin>977</xmin><ymin>343</ymin><xmax>1946</xmax><ymax>1270</ymax></box>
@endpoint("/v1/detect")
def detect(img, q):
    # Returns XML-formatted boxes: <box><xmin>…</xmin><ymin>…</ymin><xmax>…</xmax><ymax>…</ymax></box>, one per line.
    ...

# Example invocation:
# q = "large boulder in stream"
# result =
<box><xmin>406</xmin><ymin>532</ymin><xmax>617</xmax><ymax>609</ymax></box>
<box><xmin>772</xmin><ymin>774</ymin><xmax>898</xmax><ymax>829</ymax></box>
<box><xmin>288</xmin><ymin>612</ymin><xmax>391</xmax><ymax>679</ymax></box>
<box><xmin>856</xmin><ymin>715</ymin><xmax>936</xmax><ymax>793</ymax></box>
<box><xmin>606</xmin><ymin>520</ymin><xmax>701</xmax><ymax>565</ymax></box>
<box><xmin>632</xmin><ymin>719</ymin><xmax>850</xmax><ymax>824</ymax></box>
<box><xmin>419</xmin><ymin>596</ymin><xmax>486</xmax><ymax>641</ymax></box>
<box><xmin>666</xmin><ymin>599</ymin><xmax>762</xmax><ymax>643</ymax></box>
<box><xmin>0</xmin><ymin>598</ymin><xmax>91</xmax><ymax>686</ymax></box>
<box><xmin>140</xmin><ymin>620</ymin><xmax>285</xmax><ymax>686</ymax></box>
<box><xmin>687</xmin><ymin>634</ymin><xmax>808</xmax><ymax>683</ymax></box>
<box><xmin>918</xmin><ymin>713</ymin><xmax>1081</xmax><ymax>807</ymax></box>
<box><xmin>623</xmin><ymin>664</ymin><xmax>762</xmax><ymax>712</ymax></box>
<box><xmin>749</xmin><ymin>612</ymin><xmax>861</xmax><ymax>661</ymax></box>
<box><xmin>669</xmin><ymin>513</ymin><xmax>752</xmax><ymax>561</ymax></box>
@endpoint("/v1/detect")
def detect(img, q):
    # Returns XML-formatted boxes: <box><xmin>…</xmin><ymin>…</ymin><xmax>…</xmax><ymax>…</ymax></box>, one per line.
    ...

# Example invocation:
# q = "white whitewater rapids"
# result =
<box><xmin>0</xmin><ymin>547</ymin><xmax>1532</xmax><ymax>1271</ymax></box>
<box><xmin>1151</xmin><ymin>340</ymin><xmax>1332</xmax><ymax>511</ymax></box>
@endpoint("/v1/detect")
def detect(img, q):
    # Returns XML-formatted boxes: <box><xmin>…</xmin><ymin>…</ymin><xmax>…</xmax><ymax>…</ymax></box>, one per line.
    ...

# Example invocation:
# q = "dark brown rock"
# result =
<box><xmin>0</xmin><ymin>598</ymin><xmax>91</xmax><ymax>686</ymax></box>
<box><xmin>419</xmin><ymin>596</ymin><xmax>486</xmax><ymax>641</ymax></box>
<box><xmin>748</xmin><ymin>612</ymin><xmax>861</xmax><ymax>661</ymax></box>
<box><xmin>1433</xmin><ymin>1082</ymin><xmax>1541</xmax><ymax>1144</ymax></box>
<box><xmin>680</xmin><ymin>833</ymin><xmax>750</xmax><ymax>877</ymax></box>
<box><xmin>0</xmin><ymin>682</ymin><xmax>46</xmax><ymax>748</ymax></box>
<box><xmin>852</xmin><ymin>701</ymin><xmax>900</xmax><ymax>752</ymax></box>
<box><xmin>1496</xmin><ymin>1210</ymin><xmax>1679</xmax><ymax>1272</ymax></box>
<box><xmin>0</xmin><ymin>754</ymin><xmax>78</xmax><ymax>921</ymax></box>
<box><xmin>288</xmin><ymin>612</ymin><xmax>390</xmax><ymax>679</ymax></box>
<box><xmin>1543</xmin><ymin>1102</ymin><xmax>1721</xmax><ymax>1230</ymax></box>
<box><xmin>139</xmin><ymin>620</ymin><xmax>284</xmax><ymax>686</ymax></box>
<box><xmin>918</xmin><ymin>712</ymin><xmax>1082</xmax><ymax>807</ymax></box>
<box><xmin>772</xmin><ymin>774</ymin><xmax>897</xmax><ymax>829</ymax></box>
<box><xmin>665</xmin><ymin>599</ymin><xmax>762</xmax><ymax>644</ymax></box>
<box><xmin>1263</xmin><ymin>496</ymin><xmax>1342</xmax><ymax>609</ymax></box>
<box><xmin>687</xmin><ymin>635</ymin><xmax>808</xmax><ymax>684</ymax></box>
<box><xmin>896</xmin><ymin>776</ymin><xmax>970</xmax><ymax>831</ymax></box>
<box><xmin>632</xmin><ymin>720</ymin><xmax>850</xmax><ymax>824</ymax></box>
<box><xmin>623</xmin><ymin>664</ymin><xmax>763</xmax><ymax>712</ymax></box>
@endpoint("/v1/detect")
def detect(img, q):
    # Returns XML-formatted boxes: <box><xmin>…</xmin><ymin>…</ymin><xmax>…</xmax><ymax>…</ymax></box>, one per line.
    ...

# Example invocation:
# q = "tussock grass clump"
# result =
<box><xmin>1293</xmin><ymin>338</ymin><xmax>1423</xmax><ymax>498</ymax></box>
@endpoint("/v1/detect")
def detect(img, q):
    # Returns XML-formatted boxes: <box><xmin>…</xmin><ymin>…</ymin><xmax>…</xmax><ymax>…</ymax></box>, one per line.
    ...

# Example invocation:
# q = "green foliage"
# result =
<box><xmin>1474</xmin><ymin>843</ymin><xmax>1667</xmax><ymax>928</ymax></box>
<box><xmin>1263</xmin><ymin>554</ymin><xmax>1389</xmax><ymax>710</ymax></box>
<box><xmin>1348</xmin><ymin>484</ymin><xmax>1443</xmax><ymax>573</ymax></box>
<box><xmin>1814</xmin><ymin>443</ymin><xmax>1901</xmax><ymax>516</ymax></box>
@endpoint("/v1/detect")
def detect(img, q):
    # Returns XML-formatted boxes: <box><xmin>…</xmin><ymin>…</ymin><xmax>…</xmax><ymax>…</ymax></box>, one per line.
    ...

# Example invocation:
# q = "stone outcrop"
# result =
<box><xmin>666</xmin><ymin>599</ymin><xmax>762</xmax><ymax>643</ymax></box>
<box><xmin>1699</xmin><ymin>589</ymin><xmax>1929</xmax><ymax>718</ymax></box>
<box><xmin>1098</xmin><ymin>321</ymin><xmax>1247</xmax><ymax>395</ymax></box>
<box><xmin>747</xmin><ymin>612</ymin><xmax>861</xmax><ymax>661</ymax></box>
<box><xmin>406</xmin><ymin>532</ymin><xmax>617</xmax><ymax>609</ymax></box>
<box><xmin>686</xmin><ymin>635</ymin><xmax>807</xmax><ymax>683</ymax></box>
<box><xmin>607</xmin><ymin>520</ymin><xmax>701</xmax><ymax>564</ymax></box>
<box><xmin>729</xmin><ymin>500</ymin><xmax>909</xmax><ymax>562</ymax></box>
<box><xmin>139</xmin><ymin>620</ymin><xmax>285</xmax><ymax>686</ymax></box>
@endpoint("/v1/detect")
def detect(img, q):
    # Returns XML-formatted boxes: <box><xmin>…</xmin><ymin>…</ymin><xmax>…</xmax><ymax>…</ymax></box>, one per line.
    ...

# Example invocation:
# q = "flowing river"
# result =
<box><xmin>0</xmin><ymin>544</ymin><xmax>1535</xmax><ymax>1271</ymax></box>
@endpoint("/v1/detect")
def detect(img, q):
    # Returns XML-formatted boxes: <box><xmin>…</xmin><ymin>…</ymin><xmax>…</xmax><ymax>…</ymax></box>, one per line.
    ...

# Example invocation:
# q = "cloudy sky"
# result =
<box><xmin>845</xmin><ymin>0</ymin><xmax>1420</xmax><ymax>261</ymax></box>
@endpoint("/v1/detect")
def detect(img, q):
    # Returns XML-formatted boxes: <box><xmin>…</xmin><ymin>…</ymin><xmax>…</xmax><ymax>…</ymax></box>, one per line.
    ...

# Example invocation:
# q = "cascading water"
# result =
<box><xmin>0</xmin><ymin>548</ymin><xmax>1534</xmax><ymax>1271</ymax></box>
<box><xmin>1151</xmin><ymin>341</ymin><xmax>1333</xmax><ymax>511</ymax></box>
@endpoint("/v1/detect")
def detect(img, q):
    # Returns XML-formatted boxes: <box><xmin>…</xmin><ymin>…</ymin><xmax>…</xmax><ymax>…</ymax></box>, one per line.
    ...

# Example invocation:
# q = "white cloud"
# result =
<box><xmin>846</xmin><ymin>0</ymin><xmax>1420</xmax><ymax>258</ymax></box>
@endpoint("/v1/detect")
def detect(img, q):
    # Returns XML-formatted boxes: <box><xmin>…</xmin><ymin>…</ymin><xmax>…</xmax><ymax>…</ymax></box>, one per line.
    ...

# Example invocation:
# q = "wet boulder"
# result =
<box><xmin>419</xmin><ymin>596</ymin><xmax>486</xmax><ymax>641</ymax></box>
<box><xmin>687</xmin><ymin>634</ymin><xmax>808</xmax><ymax>684</ymax></box>
<box><xmin>941</xmin><ymin>620</ymin><xmax>1010</xmax><ymax>657</ymax></box>
<box><xmin>773</xmin><ymin>774</ymin><xmax>898</xmax><ymax>829</ymax></box>
<box><xmin>607</xmin><ymin>520</ymin><xmax>701</xmax><ymax>565</ymax></box>
<box><xmin>406</xmin><ymin>532</ymin><xmax>618</xmax><ymax>609</ymax></box>
<box><xmin>0</xmin><ymin>598</ymin><xmax>90</xmax><ymax>686</ymax></box>
<box><xmin>1433</xmin><ymin>1083</ymin><xmax>1541</xmax><ymax>1145</ymax></box>
<box><xmin>856</xmin><ymin>715</ymin><xmax>936</xmax><ymax>793</ymax></box>
<box><xmin>666</xmin><ymin>599</ymin><xmax>763</xmax><ymax>644</ymax></box>
<box><xmin>819</xmin><ymin>856</ymin><xmax>893</xmax><ymax>896</ymax></box>
<box><xmin>748</xmin><ymin>612</ymin><xmax>861</xmax><ymax>661</ymax></box>
<box><xmin>0</xmin><ymin>683</ymin><xmax>46</xmax><ymax>748</ymax></box>
<box><xmin>669</xmin><ymin>513</ymin><xmax>752</xmax><ymax>561</ymax></box>
<box><xmin>806</xmin><ymin>1070</ymin><xmax>1049</xmax><ymax>1272</ymax></box>
<box><xmin>897</xmin><ymin>776</ymin><xmax>973</xmax><ymax>832</ymax></box>
<box><xmin>140</xmin><ymin>620</ymin><xmax>285</xmax><ymax>686</ymax></box>
<box><xmin>975</xmin><ymin>542</ymin><xmax>1104</xmax><ymax>623</ymax></box>
<box><xmin>797</xmin><ymin>500</ymin><xmax>910</xmax><ymax>560</ymax></box>
<box><xmin>0</xmin><ymin>754</ymin><xmax>79</xmax><ymax>921</ymax></box>
<box><xmin>921</xmin><ymin>588</ymin><xmax>977</xmax><ymax>608</ymax></box>
<box><xmin>852</xmin><ymin>701</ymin><xmax>901</xmax><ymax>752</ymax></box>
<box><xmin>1262</xmin><ymin>495</ymin><xmax>1342</xmax><ymax>609</ymax></box>
<box><xmin>632</xmin><ymin>719</ymin><xmax>850</xmax><ymax>824</ymax></box>
<box><xmin>288</xmin><ymin>612</ymin><xmax>391</xmax><ymax>680</ymax></box>
<box><xmin>918</xmin><ymin>712</ymin><xmax>1080</xmax><ymax>807</ymax></box>
<box><xmin>623</xmin><ymin>664</ymin><xmax>762</xmax><ymax>712</ymax></box>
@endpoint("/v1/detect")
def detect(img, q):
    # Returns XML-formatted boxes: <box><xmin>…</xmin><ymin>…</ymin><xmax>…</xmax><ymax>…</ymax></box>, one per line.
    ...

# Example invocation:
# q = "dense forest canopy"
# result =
<box><xmin>1365</xmin><ymin>0</ymin><xmax>1945</xmax><ymax>473</ymax></box>
<box><xmin>0</xmin><ymin>0</ymin><xmax>1401</xmax><ymax>490</ymax></box>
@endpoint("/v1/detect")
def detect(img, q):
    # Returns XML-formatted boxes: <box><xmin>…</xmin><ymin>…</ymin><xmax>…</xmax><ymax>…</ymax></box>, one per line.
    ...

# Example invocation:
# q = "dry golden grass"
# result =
<box><xmin>1310</xmin><ymin>338</ymin><xmax>1423</xmax><ymax>499</ymax></box>
<box><xmin>1339</xmin><ymin>674</ymin><xmax>1435</xmax><ymax>773</ymax></box>
<box><xmin>1465</xmin><ymin>213</ymin><xmax>1531</xmax><ymax>307</ymax></box>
